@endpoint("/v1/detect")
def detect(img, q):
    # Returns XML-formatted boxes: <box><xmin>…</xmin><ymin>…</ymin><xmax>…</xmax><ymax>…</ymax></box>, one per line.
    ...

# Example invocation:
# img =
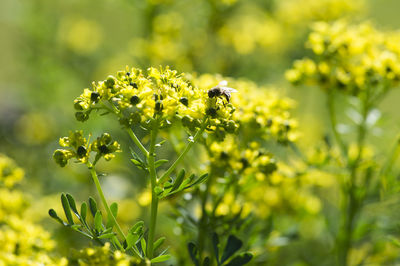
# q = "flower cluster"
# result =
<box><xmin>74</xmin><ymin>66</ymin><xmax>236</xmax><ymax>133</ymax></box>
<box><xmin>276</xmin><ymin>0</ymin><xmax>364</xmax><ymax>26</ymax></box>
<box><xmin>191</xmin><ymin>74</ymin><xmax>297</xmax><ymax>143</ymax></box>
<box><xmin>218</xmin><ymin>0</ymin><xmax>364</xmax><ymax>56</ymax></box>
<box><xmin>0</xmin><ymin>154</ymin><xmax>24</xmax><ymax>188</ymax></box>
<box><xmin>183</xmin><ymin>75</ymin><xmax>299</xmax><ymax>229</ymax></box>
<box><xmin>0</xmin><ymin>154</ymin><xmax>67</xmax><ymax>265</ymax></box>
<box><xmin>208</xmin><ymin>138</ymin><xmax>277</xmax><ymax>180</ymax></box>
<box><xmin>286</xmin><ymin>20</ymin><xmax>400</xmax><ymax>95</ymax></box>
<box><xmin>53</xmin><ymin>131</ymin><xmax>121</xmax><ymax>167</ymax></box>
<box><xmin>69</xmin><ymin>242</ymin><xmax>139</xmax><ymax>266</ymax></box>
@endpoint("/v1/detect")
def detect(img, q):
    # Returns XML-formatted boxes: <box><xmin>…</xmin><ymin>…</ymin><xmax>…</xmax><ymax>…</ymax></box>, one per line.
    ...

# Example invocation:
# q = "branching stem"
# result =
<box><xmin>159</xmin><ymin>118</ymin><xmax>208</xmax><ymax>184</ymax></box>
<box><xmin>88</xmin><ymin>165</ymin><xmax>126</xmax><ymax>242</ymax></box>
<box><xmin>147</xmin><ymin>121</ymin><xmax>159</xmax><ymax>259</ymax></box>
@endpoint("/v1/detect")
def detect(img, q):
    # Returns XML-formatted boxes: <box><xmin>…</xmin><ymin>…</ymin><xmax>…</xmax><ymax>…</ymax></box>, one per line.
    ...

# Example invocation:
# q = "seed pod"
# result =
<box><xmin>105</xmin><ymin>76</ymin><xmax>115</xmax><ymax>88</ymax></box>
<box><xmin>101</xmin><ymin>133</ymin><xmax>112</xmax><ymax>144</ymax></box>
<box><xmin>155</xmin><ymin>100</ymin><xmax>163</xmax><ymax>113</ymax></box>
<box><xmin>76</xmin><ymin>146</ymin><xmax>87</xmax><ymax>158</ymax></box>
<box><xmin>75</xmin><ymin>112</ymin><xmax>89</xmax><ymax>122</ymax></box>
<box><xmin>130</xmin><ymin>95</ymin><xmax>140</xmax><ymax>105</ymax></box>
<box><xmin>99</xmin><ymin>145</ymin><xmax>109</xmax><ymax>154</ymax></box>
<box><xmin>90</xmin><ymin>92</ymin><xmax>100</xmax><ymax>102</ymax></box>
<box><xmin>130</xmin><ymin>82</ymin><xmax>138</xmax><ymax>89</ymax></box>
<box><xmin>179</xmin><ymin>97</ymin><xmax>189</xmax><ymax>106</ymax></box>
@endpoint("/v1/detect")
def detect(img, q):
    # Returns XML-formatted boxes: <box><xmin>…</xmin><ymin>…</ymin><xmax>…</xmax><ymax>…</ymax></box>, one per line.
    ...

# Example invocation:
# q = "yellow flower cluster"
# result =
<box><xmin>191</xmin><ymin>74</ymin><xmax>297</xmax><ymax>143</ymax></box>
<box><xmin>286</xmin><ymin>20</ymin><xmax>400</xmax><ymax>95</ymax></box>
<box><xmin>219</xmin><ymin>13</ymin><xmax>283</xmax><ymax>55</ymax></box>
<box><xmin>218</xmin><ymin>0</ymin><xmax>364</xmax><ymax>55</ymax></box>
<box><xmin>244</xmin><ymin>163</ymin><xmax>335</xmax><ymax>218</ymax></box>
<box><xmin>69</xmin><ymin>242</ymin><xmax>139</xmax><ymax>266</ymax></box>
<box><xmin>0</xmin><ymin>154</ymin><xmax>67</xmax><ymax>266</ymax></box>
<box><xmin>74</xmin><ymin>67</ymin><xmax>236</xmax><ymax>132</ymax></box>
<box><xmin>188</xmin><ymin>75</ymin><xmax>299</xmax><ymax>220</ymax></box>
<box><xmin>0</xmin><ymin>154</ymin><xmax>24</xmax><ymax>188</ymax></box>
<box><xmin>209</xmin><ymin>139</ymin><xmax>277</xmax><ymax>180</ymax></box>
<box><xmin>276</xmin><ymin>0</ymin><xmax>364</xmax><ymax>26</ymax></box>
<box><xmin>53</xmin><ymin>131</ymin><xmax>121</xmax><ymax>167</ymax></box>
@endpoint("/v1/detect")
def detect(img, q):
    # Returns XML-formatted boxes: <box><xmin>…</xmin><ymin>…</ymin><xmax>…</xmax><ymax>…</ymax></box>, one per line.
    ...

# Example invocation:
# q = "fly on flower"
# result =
<box><xmin>208</xmin><ymin>80</ymin><xmax>238</xmax><ymax>103</ymax></box>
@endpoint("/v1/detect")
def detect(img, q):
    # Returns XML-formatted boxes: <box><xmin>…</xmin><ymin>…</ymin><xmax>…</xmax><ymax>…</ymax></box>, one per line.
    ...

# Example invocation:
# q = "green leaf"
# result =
<box><xmin>155</xmin><ymin>159</ymin><xmax>169</xmax><ymax>168</ymax></box>
<box><xmin>221</xmin><ymin>235</ymin><xmax>243</xmax><ymax>264</ymax></box>
<box><xmin>70</xmin><ymin>224</ymin><xmax>82</xmax><ymax>232</ymax></box>
<box><xmin>225</xmin><ymin>252</ymin><xmax>253</xmax><ymax>266</ymax></box>
<box><xmin>130</xmin><ymin>148</ymin><xmax>148</xmax><ymax>171</ymax></box>
<box><xmin>188</xmin><ymin>242</ymin><xmax>199</xmax><ymax>266</ymax></box>
<box><xmin>80</xmin><ymin>202</ymin><xmax>87</xmax><ymax>224</ymax></box>
<box><xmin>48</xmin><ymin>209</ymin><xmax>66</xmax><ymax>225</ymax></box>
<box><xmin>107</xmin><ymin>202</ymin><xmax>118</xmax><ymax>228</ymax></box>
<box><xmin>66</xmin><ymin>193</ymin><xmax>79</xmax><ymax>218</ymax></box>
<box><xmin>140</xmin><ymin>237</ymin><xmax>147</xmax><ymax>257</ymax></box>
<box><xmin>153</xmin><ymin>236</ymin><xmax>166</xmax><ymax>253</ymax></box>
<box><xmin>61</xmin><ymin>194</ymin><xmax>74</xmax><ymax>225</ymax></box>
<box><xmin>185</xmin><ymin>173</ymin><xmax>209</xmax><ymax>189</ymax></box>
<box><xmin>88</xmin><ymin>197</ymin><xmax>98</xmax><ymax>217</ymax></box>
<box><xmin>126</xmin><ymin>232</ymin><xmax>138</xmax><ymax>250</ymax></box>
<box><xmin>154</xmin><ymin>186</ymin><xmax>164</xmax><ymax>197</ymax></box>
<box><xmin>150</xmin><ymin>254</ymin><xmax>171</xmax><ymax>263</ymax></box>
<box><xmin>163</xmin><ymin>181</ymin><xmax>173</xmax><ymax>189</ymax></box>
<box><xmin>102</xmin><ymin>227</ymin><xmax>113</xmax><ymax>234</ymax></box>
<box><xmin>131</xmin><ymin>159</ymin><xmax>148</xmax><ymax>171</ymax></box>
<box><xmin>94</xmin><ymin>210</ymin><xmax>103</xmax><ymax>232</ymax></box>
<box><xmin>98</xmin><ymin>233</ymin><xmax>116</xmax><ymax>239</ymax></box>
<box><xmin>129</xmin><ymin>221</ymin><xmax>145</xmax><ymax>235</ymax></box>
<box><xmin>155</xmin><ymin>140</ymin><xmax>166</xmax><ymax>147</ymax></box>
<box><xmin>212</xmin><ymin>233</ymin><xmax>220</xmax><ymax>265</ymax></box>
<box><xmin>171</xmin><ymin>169</ymin><xmax>186</xmax><ymax>192</ymax></box>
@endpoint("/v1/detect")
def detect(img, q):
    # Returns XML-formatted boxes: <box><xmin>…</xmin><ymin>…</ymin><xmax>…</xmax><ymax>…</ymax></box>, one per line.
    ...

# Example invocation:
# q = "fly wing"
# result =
<box><xmin>218</xmin><ymin>80</ymin><xmax>228</xmax><ymax>87</ymax></box>
<box><xmin>224</xmin><ymin>87</ymin><xmax>238</xmax><ymax>93</ymax></box>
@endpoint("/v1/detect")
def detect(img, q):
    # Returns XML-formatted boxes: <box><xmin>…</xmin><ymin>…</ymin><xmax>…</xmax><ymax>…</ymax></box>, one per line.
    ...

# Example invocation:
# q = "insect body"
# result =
<box><xmin>207</xmin><ymin>80</ymin><xmax>237</xmax><ymax>103</ymax></box>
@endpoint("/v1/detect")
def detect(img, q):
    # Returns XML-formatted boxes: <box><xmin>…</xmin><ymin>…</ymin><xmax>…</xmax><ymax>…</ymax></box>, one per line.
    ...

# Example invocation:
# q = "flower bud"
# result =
<box><xmin>179</xmin><ymin>97</ymin><xmax>189</xmax><ymax>106</ymax></box>
<box><xmin>105</xmin><ymin>76</ymin><xmax>115</xmax><ymax>88</ymax></box>
<box><xmin>130</xmin><ymin>95</ymin><xmax>140</xmax><ymax>105</ymax></box>
<box><xmin>75</xmin><ymin>112</ymin><xmax>89</xmax><ymax>122</ymax></box>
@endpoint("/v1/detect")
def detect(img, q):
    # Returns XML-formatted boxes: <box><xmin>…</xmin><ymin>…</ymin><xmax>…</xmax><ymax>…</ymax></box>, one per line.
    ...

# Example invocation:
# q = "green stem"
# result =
<box><xmin>126</xmin><ymin>127</ymin><xmax>149</xmax><ymax>157</ymax></box>
<box><xmin>159</xmin><ymin>119</ymin><xmax>208</xmax><ymax>184</ymax></box>
<box><xmin>197</xmin><ymin>143</ymin><xmax>215</xmax><ymax>262</ymax></box>
<box><xmin>337</xmin><ymin>92</ymin><xmax>370</xmax><ymax>266</ymax></box>
<box><xmin>327</xmin><ymin>91</ymin><xmax>348</xmax><ymax>161</ymax></box>
<box><xmin>147</xmin><ymin>122</ymin><xmax>159</xmax><ymax>259</ymax></box>
<box><xmin>198</xmin><ymin>172</ymin><xmax>213</xmax><ymax>262</ymax></box>
<box><xmin>103</xmin><ymin>101</ymin><xmax>149</xmax><ymax>158</ymax></box>
<box><xmin>89</xmin><ymin>165</ymin><xmax>126</xmax><ymax>241</ymax></box>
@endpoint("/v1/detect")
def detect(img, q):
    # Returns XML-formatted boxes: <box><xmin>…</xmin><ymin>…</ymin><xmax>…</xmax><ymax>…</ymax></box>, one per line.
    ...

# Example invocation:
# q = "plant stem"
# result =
<box><xmin>327</xmin><ymin>91</ymin><xmax>348</xmax><ymax>161</ymax></box>
<box><xmin>337</xmin><ymin>92</ymin><xmax>370</xmax><ymax>266</ymax></box>
<box><xmin>159</xmin><ymin>119</ymin><xmax>208</xmax><ymax>184</ymax></box>
<box><xmin>89</xmin><ymin>166</ymin><xmax>126</xmax><ymax>241</ymax></box>
<box><xmin>104</xmin><ymin>101</ymin><xmax>149</xmax><ymax>157</ymax></box>
<box><xmin>147</xmin><ymin>122</ymin><xmax>159</xmax><ymax>259</ymax></box>
<box><xmin>197</xmin><ymin>143</ymin><xmax>215</xmax><ymax>262</ymax></box>
<box><xmin>198</xmin><ymin>172</ymin><xmax>213</xmax><ymax>262</ymax></box>
<box><xmin>126</xmin><ymin>127</ymin><xmax>149</xmax><ymax>157</ymax></box>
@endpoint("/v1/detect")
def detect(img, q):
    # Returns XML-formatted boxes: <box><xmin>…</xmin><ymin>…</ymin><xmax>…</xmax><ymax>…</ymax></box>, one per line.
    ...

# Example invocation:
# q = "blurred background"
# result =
<box><xmin>1</xmin><ymin>0</ymin><xmax>400</xmax><ymax>264</ymax></box>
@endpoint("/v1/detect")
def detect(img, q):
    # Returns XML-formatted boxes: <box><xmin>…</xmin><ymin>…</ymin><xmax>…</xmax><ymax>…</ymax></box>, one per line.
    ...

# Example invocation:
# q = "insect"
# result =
<box><xmin>207</xmin><ymin>80</ymin><xmax>237</xmax><ymax>103</ymax></box>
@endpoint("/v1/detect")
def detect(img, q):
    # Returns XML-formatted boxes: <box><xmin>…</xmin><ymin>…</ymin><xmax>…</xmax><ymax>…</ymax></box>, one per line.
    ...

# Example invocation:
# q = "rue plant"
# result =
<box><xmin>49</xmin><ymin>66</ymin><xmax>239</xmax><ymax>264</ymax></box>
<box><xmin>287</xmin><ymin>20</ymin><xmax>400</xmax><ymax>266</ymax></box>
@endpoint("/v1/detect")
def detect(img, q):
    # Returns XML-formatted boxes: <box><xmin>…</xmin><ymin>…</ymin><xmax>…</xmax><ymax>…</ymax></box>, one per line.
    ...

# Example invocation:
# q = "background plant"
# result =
<box><xmin>1</xmin><ymin>0</ymin><xmax>400</xmax><ymax>265</ymax></box>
